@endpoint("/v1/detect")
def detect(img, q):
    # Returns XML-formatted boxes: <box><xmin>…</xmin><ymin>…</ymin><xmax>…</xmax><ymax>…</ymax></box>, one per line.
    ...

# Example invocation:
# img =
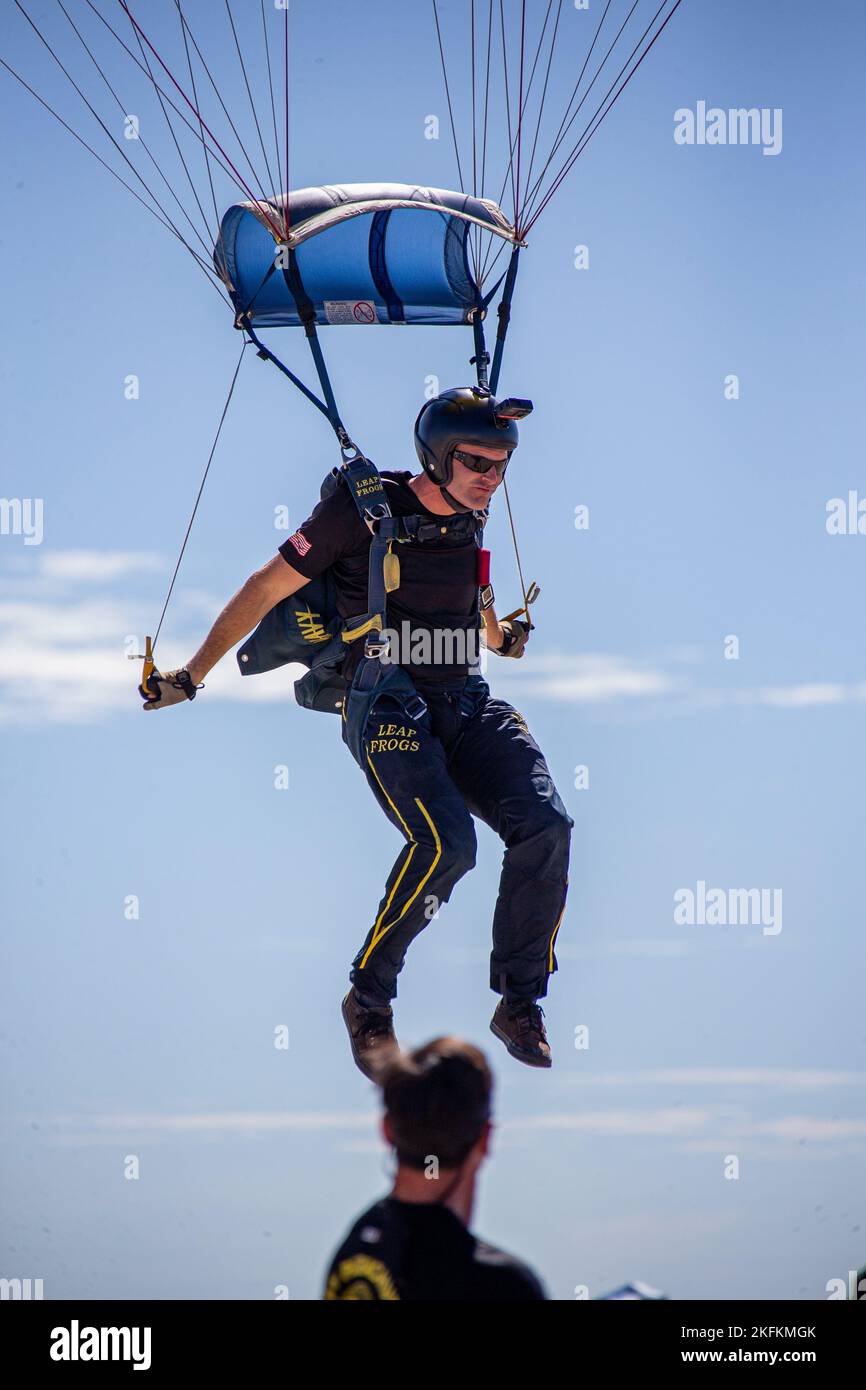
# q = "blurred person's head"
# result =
<box><xmin>378</xmin><ymin>1037</ymin><xmax>494</xmax><ymax>1221</ymax></box>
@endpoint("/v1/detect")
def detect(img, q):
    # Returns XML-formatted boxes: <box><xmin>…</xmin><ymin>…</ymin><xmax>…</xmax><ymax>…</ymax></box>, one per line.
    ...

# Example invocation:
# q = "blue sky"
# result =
<box><xmin>1</xmin><ymin>0</ymin><xmax>864</xmax><ymax>1301</ymax></box>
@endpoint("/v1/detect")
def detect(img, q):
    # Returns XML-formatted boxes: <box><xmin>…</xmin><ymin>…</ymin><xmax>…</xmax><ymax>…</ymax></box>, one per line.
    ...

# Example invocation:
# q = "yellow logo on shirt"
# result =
<box><xmin>325</xmin><ymin>1254</ymin><xmax>400</xmax><ymax>1300</ymax></box>
<box><xmin>295</xmin><ymin>607</ymin><xmax>329</xmax><ymax>643</ymax></box>
<box><xmin>511</xmin><ymin>709</ymin><xmax>530</xmax><ymax>735</ymax></box>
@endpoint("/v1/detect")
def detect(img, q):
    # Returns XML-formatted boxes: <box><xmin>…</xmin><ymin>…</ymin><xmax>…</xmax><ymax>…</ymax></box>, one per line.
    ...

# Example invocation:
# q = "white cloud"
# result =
<box><xmin>48</xmin><ymin>1110</ymin><xmax>375</xmax><ymax>1139</ymax></box>
<box><xmin>557</xmin><ymin>938</ymin><xmax>696</xmax><ymax>959</ymax></box>
<box><xmin>3</xmin><ymin>552</ymin><xmax>866</xmax><ymax>725</ymax></box>
<box><xmin>38</xmin><ymin>551</ymin><xmax>163</xmax><ymax>582</ymax></box>
<box><xmin>0</xmin><ymin>551</ymin><xmax>298</xmax><ymax>724</ymax></box>
<box><xmin>750</xmin><ymin>1115</ymin><xmax>866</xmax><ymax>1141</ymax></box>
<box><xmin>31</xmin><ymin>1092</ymin><xmax>866</xmax><ymax>1154</ymax></box>
<box><xmin>757</xmin><ymin>683</ymin><xmax>864</xmax><ymax>709</ymax></box>
<box><xmin>494</xmin><ymin>652</ymin><xmax>866</xmax><ymax>713</ymax></box>
<box><xmin>572</xmin><ymin>1069</ymin><xmax>865</xmax><ymax>1091</ymax></box>
<box><xmin>500</xmin><ymin>652</ymin><xmax>676</xmax><ymax>703</ymax></box>
<box><xmin>503</xmin><ymin>1103</ymin><xmax>866</xmax><ymax>1149</ymax></box>
<box><xmin>507</xmin><ymin>1108</ymin><xmax>711</xmax><ymax>1136</ymax></box>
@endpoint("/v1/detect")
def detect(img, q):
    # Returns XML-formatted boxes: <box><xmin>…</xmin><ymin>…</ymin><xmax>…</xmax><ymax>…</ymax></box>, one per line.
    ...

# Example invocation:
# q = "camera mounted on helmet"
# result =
<box><xmin>414</xmin><ymin>386</ymin><xmax>533</xmax><ymax>491</ymax></box>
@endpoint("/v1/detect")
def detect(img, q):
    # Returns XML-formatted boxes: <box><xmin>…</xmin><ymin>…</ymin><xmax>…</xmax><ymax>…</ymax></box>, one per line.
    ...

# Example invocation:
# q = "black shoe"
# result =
<box><xmin>341</xmin><ymin>988</ymin><xmax>398</xmax><ymax>1080</ymax></box>
<box><xmin>490</xmin><ymin>999</ymin><xmax>552</xmax><ymax>1068</ymax></box>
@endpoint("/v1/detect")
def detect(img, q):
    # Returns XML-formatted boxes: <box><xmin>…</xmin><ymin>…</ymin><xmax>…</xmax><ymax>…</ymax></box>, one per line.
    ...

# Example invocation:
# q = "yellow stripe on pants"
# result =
<box><xmin>359</xmin><ymin>751</ymin><xmax>442</xmax><ymax>969</ymax></box>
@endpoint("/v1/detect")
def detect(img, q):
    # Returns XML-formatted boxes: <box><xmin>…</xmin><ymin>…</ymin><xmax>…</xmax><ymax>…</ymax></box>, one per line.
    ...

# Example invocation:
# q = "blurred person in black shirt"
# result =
<box><xmin>323</xmin><ymin>1037</ymin><xmax>546</xmax><ymax>1301</ymax></box>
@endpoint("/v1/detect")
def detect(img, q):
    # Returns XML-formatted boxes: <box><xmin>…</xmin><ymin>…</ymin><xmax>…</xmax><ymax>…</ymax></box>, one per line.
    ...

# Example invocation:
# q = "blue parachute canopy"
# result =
<box><xmin>215</xmin><ymin>183</ymin><xmax>516</xmax><ymax>330</ymax></box>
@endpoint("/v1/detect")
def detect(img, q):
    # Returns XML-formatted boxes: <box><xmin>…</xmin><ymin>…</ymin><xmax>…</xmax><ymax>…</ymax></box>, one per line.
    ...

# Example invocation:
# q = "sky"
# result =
<box><xmin>1</xmin><ymin>0</ymin><xmax>865</xmax><ymax>1302</ymax></box>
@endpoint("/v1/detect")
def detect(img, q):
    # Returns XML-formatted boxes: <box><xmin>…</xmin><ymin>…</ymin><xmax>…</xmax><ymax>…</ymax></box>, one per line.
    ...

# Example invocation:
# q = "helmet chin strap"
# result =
<box><xmin>440</xmin><ymin>483</ymin><xmax>471</xmax><ymax>513</ymax></box>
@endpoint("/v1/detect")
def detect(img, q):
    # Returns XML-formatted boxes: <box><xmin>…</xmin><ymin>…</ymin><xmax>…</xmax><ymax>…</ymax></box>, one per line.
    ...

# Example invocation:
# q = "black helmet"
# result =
<box><xmin>414</xmin><ymin>386</ymin><xmax>528</xmax><ymax>486</ymax></box>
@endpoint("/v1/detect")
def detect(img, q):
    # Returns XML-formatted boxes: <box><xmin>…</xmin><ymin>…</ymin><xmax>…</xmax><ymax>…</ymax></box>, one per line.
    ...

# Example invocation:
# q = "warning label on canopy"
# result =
<box><xmin>324</xmin><ymin>300</ymin><xmax>378</xmax><ymax>325</ymax></box>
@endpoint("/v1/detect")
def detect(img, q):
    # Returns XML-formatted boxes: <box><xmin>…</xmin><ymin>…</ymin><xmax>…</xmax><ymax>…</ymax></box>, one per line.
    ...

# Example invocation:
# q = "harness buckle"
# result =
<box><xmin>364</xmin><ymin>633</ymin><xmax>390</xmax><ymax>660</ymax></box>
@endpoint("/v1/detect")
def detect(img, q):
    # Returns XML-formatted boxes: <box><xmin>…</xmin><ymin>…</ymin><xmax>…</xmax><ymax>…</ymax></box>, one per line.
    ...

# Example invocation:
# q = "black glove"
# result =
<box><xmin>496</xmin><ymin>619</ymin><xmax>531</xmax><ymax>659</ymax></box>
<box><xmin>140</xmin><ymin>667</ymin><xmax>199</xmax><ymax>710</ymax></box>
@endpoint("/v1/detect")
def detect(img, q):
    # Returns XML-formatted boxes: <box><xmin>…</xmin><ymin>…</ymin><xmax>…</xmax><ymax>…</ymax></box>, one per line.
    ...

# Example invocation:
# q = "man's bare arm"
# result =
<box><xmin>481</xmin><ymin>605</ymin><xmax>506</xmax><ymax>651</ymax></box>
<box><xmin>186</xmin><ymin>555</ymin><xmax>309</xmax><ymax>684</ymax></box>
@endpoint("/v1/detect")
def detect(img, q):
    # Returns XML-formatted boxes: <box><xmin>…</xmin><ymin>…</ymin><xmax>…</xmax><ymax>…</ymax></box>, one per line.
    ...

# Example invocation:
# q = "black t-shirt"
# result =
<box><xmin>323</xmin><ymin>1197</ymin><xmax>546</xmax><ymax>1301</ymax></box>
<box><xmin>278</xmin><ymin>471</ymin><xmax>481</xmax><ymax>682</ymax></box>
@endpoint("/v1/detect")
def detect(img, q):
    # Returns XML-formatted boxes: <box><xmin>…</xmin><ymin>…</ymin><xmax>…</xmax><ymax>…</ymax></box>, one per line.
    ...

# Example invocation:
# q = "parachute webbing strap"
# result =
<box><xmin>489</xmin><ymin>245</ymin><xmax>521</xmax><ymax>395</ymax></box>
<box><xmin>472</xmin><ymin>519</ymin><xmax>485</xmax><ymax>642</ymax></box>
<box><xmin>241</xmin><ymin>319</ymin><xmax>333</xmax><ymax>421</ymax></box>
<box><xmin>397</xmin><ymin>511</ymin><xmax>481</xmax><ymax>545</ymax></box>
<box><xmin>280</xmin><ymin>248</ymin><xmax>348</xmax><ymax>444</ymax></box>
<box><xmin>336</xmin><ymin>456</ymin><xmax>392</xmax><ymax>658</ymax></box>
<box><xmin>229</xmin><ymin>253</ymin><xmax>337</xmax><ymax>421</ymax></box>
<box><xmin>471</xmin><ymin>285</ymin><xmax>490</xmax><ymax>388</ymax></box>
<box><xmin>366</xmin><ymin>517</ymin><xmax>396</xmax><ymax>628</ymax></box>
<box><xmin>352</xmin><ymin>512</ymin><xmax>436</xmax><ymax>720</ymax></box>
<box><xmin>469</xmin><ymin>259</ymin><xmax>515</xmax><ymax>390</ymax></box>
<box><xmin>341</xmin><ymin>512</ymin><xmax>399</xmax><ymax>668</ymax></box>
<box><xmin>335</xmin><ymin>455</ymin><xmax>392</xmax><ymax>531</ymax></box>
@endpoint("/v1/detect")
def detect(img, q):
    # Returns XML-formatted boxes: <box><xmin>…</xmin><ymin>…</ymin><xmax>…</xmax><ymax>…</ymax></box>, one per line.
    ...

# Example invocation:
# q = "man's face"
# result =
<box><xmin>447</xmin><ymin>441</ymin><xmax>512</xmax><ymax>510</ymax></box>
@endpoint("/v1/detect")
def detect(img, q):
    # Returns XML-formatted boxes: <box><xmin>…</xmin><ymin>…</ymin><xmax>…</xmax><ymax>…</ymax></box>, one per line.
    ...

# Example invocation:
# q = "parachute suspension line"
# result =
<box><xmin>8</xmin><ymin>1</ymin><xmax>225</xmax><ymax>294</ymax></box>
<box><xmin>124</xmin><ymin>7</ymin><xmax>220</xmax><ymax>261</ymax></box>
<box><xmin>39</xmin><ymin>0</ymin><xmax>282</xmax><ymax>254</ymax></box>
<box><xmin>516</xmin><ymin>1</ymin><xmax>566</xmax><ymax>230</ymax></box>
<box><xmin>223</xmin><ymin>0</ymin><xmax>281</xmax><ymax>209</ymax></box>
<box><xmin>501</xmin><ymin>475</ymin><xmax>532</xmax><ymax>625</ymax></box>
<box><xmin>432</xmin><ymin>0</ymin><xmax>686</xmax><ymax>247</ymax></box>
<box><xmin>173</xmin><ymin>4</ymin><xmax>222</xmax><ymax>245</ymax></box>
<box><xmin>478</xmin><ymin>0</ymin><xmax>553</xmax><ymax>285</ymax></box>
<box><xmin>477</xmin><ymin>242</ymin><xmax>531</xmax><ymax>625</ymax></box>
<box><xmin>522</xmin><ymin>0</ymin><xmax>687</xmax><ymax>234</ymax></box>
<box><xmin>487</xmin><ymin>242</ymin><xmax>530</xmax><ymax>611</ymax></box>
<box><xmin>146</xmin><ymin>341</ymin><xmax>247</xmax><ymax>665</ymax></box>
<box><xmin>79</xmin><ymin>0</ymin><xmax>266</xmax><ymax>205</ymax></box>
<box><xmin>259</xmin><ymin>0</ymin><xmax>284</xmax><ymax>212</ymax></box>
<box><xmin>481</xmin><ymin>1</ymin><xmax>543</xmax><ymax>272</ymax></box>
<box><xmin>476</xmin><ymin>0</ymin><xmax>495</xmax><ymax>278</ymax></box>
<box><xmin>431</xmin><ymin>2</ymin><xmax>467</xmax><ymax>194</ymax></box>
<box><xmin>0</xmin><ymin>54</ymin><xmax>222</xmax><ymax>301</ymax></box>
<box><xmin>152</xmin><ymin>1</ymin><xmax>274</xmax><ymax>225</ymax></box>
<box><xmin>284</xmin><ymin>2</ymin><xmax>290</xmax><ymax>236</ymax></box>
<box><xmin>517</xmin><ymin>0</ymin><xmax>617</xmax><ymax>225</ymax></box>
<box><xmin>53</xmin><ymin>0</ymin><xmax>214</xmax><ymax>267</ymax></box>
<box><xmin>470</xmin><ymin>1</ymin><xmax>477</xmax><ymax>209</ymax></box>
<box><xmin>162</xmin><ymin>0</ymin><xmax>274</xmax><ymax>218</ymax></box>
<box><xmin>115</xmin><ymin>1</ymin><xmax>284</xmax><ymax>243</ymax></box>
<box><xmin>171</xmin><ymin>0</ymin><xmax>280</xmax><ymax>277</ymax></box>
<box><xmin>469</xmin><ymin>0</ymin><xmax>490</xmax><ymax>282</ymax></box>
<box><xmin>512</xmin><ymin>0</ymin><xmax>527</xmax><ymax>233</ymax></box>
<box><xmin>429</xmin><ymin>0</ymin><xmax>533</xmax><ymax>620</ymax></box>
<box><xmin>496</xmin><ymin>0</ymin><xmax>608</xmax><ymax>242</ymax></box>
<box><xmin>496</xmin><ymin>0</ymin><xmax>518</xmax><ymax>231</ymax></box>
<box><xmin>468</xmin><ymin>1</ymin><xmax>496</xmax><ymax>281</ymax></box>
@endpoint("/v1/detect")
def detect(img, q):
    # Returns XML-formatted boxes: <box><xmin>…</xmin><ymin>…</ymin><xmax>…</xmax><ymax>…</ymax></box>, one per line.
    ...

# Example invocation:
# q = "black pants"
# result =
<box><xmin>345</xmin><ymin>677</ymin><xmax>573</xmax><ymax>1004</ymax></box>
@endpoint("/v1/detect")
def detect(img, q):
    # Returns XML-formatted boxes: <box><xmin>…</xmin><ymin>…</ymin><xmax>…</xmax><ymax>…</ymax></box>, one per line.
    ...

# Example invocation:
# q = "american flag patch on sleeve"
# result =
<box><xmin>288</xmin><ymin>530</ymin><xmax>311</xmax><ymax>558</ymax></box>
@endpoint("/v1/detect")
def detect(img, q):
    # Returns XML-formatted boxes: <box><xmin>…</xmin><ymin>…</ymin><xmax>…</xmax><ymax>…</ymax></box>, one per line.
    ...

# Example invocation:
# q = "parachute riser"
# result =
<box><xmin>467</xmin><ymin>244</ymin><xmax>521</xmax><ymax>394</ymax></box>
<box><xmin>489</xmin><ymin>245</ymin><xmax>521</xmax><ymax>396</ymax></box>
<box><xmin>238</xmin><ymin>314</ymin><xmax>364</xmax><ymax>465</ymax></box>
<box><xmin>469</xmin><ymin>310</ymin><xmax>490</xmax><ymax>390</ymax></box>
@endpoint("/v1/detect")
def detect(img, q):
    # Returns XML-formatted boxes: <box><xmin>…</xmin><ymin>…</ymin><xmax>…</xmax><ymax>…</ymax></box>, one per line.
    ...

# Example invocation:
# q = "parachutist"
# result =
<box><xmin>167</xmin><ymin>388</ymin><xmax>572</xmax><ymax>1073</ymax></box>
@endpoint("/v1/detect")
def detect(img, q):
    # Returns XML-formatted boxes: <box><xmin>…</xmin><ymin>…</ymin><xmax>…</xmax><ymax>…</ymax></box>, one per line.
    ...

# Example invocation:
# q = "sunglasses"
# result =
<box><xmin>452</xmin><ymin>448</ymin><xmax>510</xmax><ymax>477</ymax></box>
